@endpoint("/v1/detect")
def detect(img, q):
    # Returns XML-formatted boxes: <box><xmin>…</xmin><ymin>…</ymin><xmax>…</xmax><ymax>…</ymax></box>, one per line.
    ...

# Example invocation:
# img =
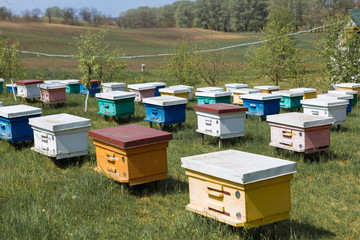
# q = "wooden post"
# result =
<box><xmin>218</xmin><ymin>138</ymin><xmax>222</xmax><ymax>149</ymax></box>
<box><xmin>149</xmin><ymin>121</ymin><xmax>153</xmax><ymax>128</ymax></box>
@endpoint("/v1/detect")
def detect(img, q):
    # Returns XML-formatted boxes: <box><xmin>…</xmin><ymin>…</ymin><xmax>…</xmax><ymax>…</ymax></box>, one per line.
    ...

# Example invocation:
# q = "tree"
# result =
<box><xmin>174</xmin><ymin>1</ymin><xmax>194</xmax><ymax>28</ymax></box>
<box><xmin>31</xmin><ymin>8</ymin><xmax>42</xmax><ymax>21</ymax></box>
<box><xmin>79</xmin><ymin>7</ymin><xmax>92</xmax><ymax>23</ymax></box>
<box><xmin>318</xmin><ymin>14</ymin><xmax>360</xmax><ymax>84</ymax></box>
<box><xmin>45</xmin><ymin>7</ymin><xmax>63</xmax><ymax>23</ymax></box>
<box><xmin>62</xmin><ymin>7</ymin><xmax>77</xmax><ymax>25</ymax></box>
<box><xmin>0</xmin><ymin>7</ymin><xmax>12</xmax><ymax>20</ymax></box>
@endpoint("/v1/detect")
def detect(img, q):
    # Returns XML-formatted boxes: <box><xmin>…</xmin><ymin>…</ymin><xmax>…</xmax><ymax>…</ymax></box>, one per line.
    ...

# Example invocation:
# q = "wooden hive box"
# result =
<box><xmin>301</xmin><ymin>98</ymin><xmax>348</xmax><ymax>126</ymax></box>
<box><xmin>318</xmin><ymin>93</ymin><xmax>353</xmax><ymax>114</ymax></box>
<box><xmin>127</xmin><ymin>83</ymin><xmax>155</xmax><ymax>102</ymax></box>
<box><xmin>149</xmin><ymin>82</ymin><xmax>166</xmax><ymax>96</ymax></box>
<box><xmin>0</xmin><ymin>104</ymin><xmax>42</xmax><ymax>143</ymax></box>
<box><xmin>267</xmin><ymin>112</ymin><xmax>333</xmax><ymax>153</ymax></box>
<box><xmin>254</xmin><ymin>85</ymin><xmax>280</xmax><ymax>94</ymax></box>
<box><xmin>289</xmin><ymin>88</ymin><xmax>317</xmax><ymax>100</ymax></box>
<box><xmin>143</xmin><ymin>96</ymin><xmax>187</xmax><ymax>126</ymax></box>
<box><xmin>232</xmin><ymin>88</ymin><xmax>261</xmax><ymax>105</ymax></box>
<box><xmin>29</xmin><ymin>113</ymin><xmax>91</xmax><ymax>159</ymax></box>
<box><xmin>96</xmin><ymin>91</ymin><xmax>136</xmax><ymax>118</ymax></box>
<box><xmin>241</xmin><ymin>93</ymin><xmax>281</xmax><ymax>118</ymax></box>
<box><xmin>79</xmin><ymin>80</ymin><xmax>101</xmax><ymax>95</ymax></box>
<box><xmin>225</xmin><ymin>83</ymin><xmax>248</xmax><ymax>95</ymax></box>
<box><xmin>14</xmin><ymin>80</ymin><xmax>43</xmax><ymax>99</ymax></box>
<box><xmin>38</xmin><ymin>83</ymin><xmax>67</xmax><ymax>104</ymax></box>
<box><xmin>195</xmin><ymin>91</ymin><xmax>231</xmax><ymax>105</ymax></box>
<box><xmin>101</xmin><ymin>82</ymin><xmax>126</xmax><ymax>93</ymax></box>
<box><xmin>89</xmin><ymin>124</ymin><xmax>172</xmax><ymax>186</ymax></box>
<box><xmin>6</xmin><ymin>84</ymin><xmax>17</xmax><ymax>94</ymax></box>
<box><xmin>159</xmin><ymin>87</ymin><xmax>190</xmax><ymax>103</ymax></box>
<box><xmin>271</xmin><ymin>90</ymin><xmax>304</xmax><ymax>109</ymax></box>
<box><xmin>169</xmin><ymin>85</ymin><xmax>194</xmax><ymax>100</ymax></box>
<box><xmin>335</xmin><ymin>83</ymin><xmax>360</xmax><ymax>98</ymax></box>
<box><xmin>328</xmin><ymin>90</ymin><xmax>357</xmax><ymax>107</ymax></box>
<box><xmin>181</xmin><ymin>150</ymin><xmax>296</xmax><ymax>229</ymax></box>
<box><xmin>60</xmin><ymin>80</ymin><xmax>80</xmax><ymax>94</ymax></box>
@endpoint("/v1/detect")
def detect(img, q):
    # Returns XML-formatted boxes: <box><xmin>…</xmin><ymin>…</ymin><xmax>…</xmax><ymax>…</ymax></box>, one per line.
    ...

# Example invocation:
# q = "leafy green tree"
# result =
<box><xmin>318</xmin><ymin>14</ymin><xmax>360</xmax><ymax>84</ymax></box>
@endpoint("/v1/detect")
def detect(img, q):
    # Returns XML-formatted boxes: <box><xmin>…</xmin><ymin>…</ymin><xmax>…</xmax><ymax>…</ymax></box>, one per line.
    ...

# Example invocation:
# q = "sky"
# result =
<box><xmin>1</xmin><ymin>0</ymin><xmax>180</xmax><ymax>17</ymax></box>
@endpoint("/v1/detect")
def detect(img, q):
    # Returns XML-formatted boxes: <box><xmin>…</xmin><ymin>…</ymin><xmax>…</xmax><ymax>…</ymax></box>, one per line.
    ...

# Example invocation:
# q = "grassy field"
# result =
<box><xmin>0</xmin><ymin>22</ymin><xmax>359</xmax><ymax>239</ymax></box>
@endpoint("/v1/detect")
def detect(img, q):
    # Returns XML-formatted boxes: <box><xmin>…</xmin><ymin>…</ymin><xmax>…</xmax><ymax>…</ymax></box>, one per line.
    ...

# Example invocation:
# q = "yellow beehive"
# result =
<box><xmin>254</xmin><ymin>85</ymin><xmax>280</xmax><ymax>94</ymax></box>
<box><xmin>335</xmin><ymin>83</ymin><xmax>360</xmax><ymax>98</ymax></box>
<box><xmin>181</xmin><ymin>150</ymin><xmax>296</xmax><ymax>229</ymax></box>
<box><xmin>289</xmin><ymin>88</ymin><xmax>317</xmax><ymax>100</ymax></box>
<box><xmin>159</xmin><ymin>87</ymin><xmax>189</xmax><ymax>103</ymax></box>
<box><xmin>232</xmin><ymin>88</ymin><xmax>261</xmax><ymax>105</ymax></box>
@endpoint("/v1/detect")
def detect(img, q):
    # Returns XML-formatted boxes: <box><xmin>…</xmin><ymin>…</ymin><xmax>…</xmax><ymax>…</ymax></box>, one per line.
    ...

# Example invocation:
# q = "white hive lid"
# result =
<box><xmin>327</xmin><ymin>90</ymin><xmax>358</xmax><ymax>96</ymax></box>
<box><xmin>0</xmin><ymin>105</ymin><xmax>42</xmax><ymax>118</ymax></box>
<box><xmin>142</xmin><ymin>96</ymin><xmax>187</xmax><ymax>106</ymax></box>
<box><xmin>318</xmin><ymin>93</ymin><xmax>353</xmax><ymax>100</ymax></box>
<box><xmin>301</xmin><ymin>97</ymin><xmax>348</xmax><ymax>107</ymax></box>
<box><xmin>289</xmin><ymin>87</ymin><xmax>317</xmax><ymax>93</ymax></box>
<box><xmin>60</xmin><ymin>80</ymin><xmax>80</xmax><ymax>85</ymax></box>
<box><xmin>195</xmin><ymin>91</ymin><xmax>231</xmax><ymax>97</ymax></box>
<box><xmin>127</xmin><ymin>83</ymin><xmax>155</xmax><ymax>90</ymax></box>
<box><xmin>267</xmin><ymin>112</ymin><xmax>334</xmax><ymax>128</ymax></box>
<box><xmin>38</xmin><ymin>83</ymin><xmax>66</xmax><ymax>89</ymax></box>
<box><xmin>6</xmin><ymin>84</ymin><xmax>16</xmax><ymax>87</ymax></box>
<box><xmin>254</xmin><ymin>85</ymin><xmax>280</xmax><ymax>90</ymax></box>
<box><xmin>159</xmin><ymin>87</ymin><xmax>190</xmax><ymax>94</ymax></box>
<box><xmin>29</xmin><ymin>113</ymin><xmax>91</xmax><ymax>132</ymax></box>
<box><xmin>232</xmin><ymin>88</ymin><xmax>261</xmax><ymax>94</ymax></box>
<box><xmin>169</xmin><ymin>85</ymin><xmax>194</xmax><ymax>90</ymax></box>
<box><xmin>95</xmin><ymin>91</ymin><xmax>136</xmax><ymax>100</ymax></box>
<box><xmin>181</xmin><ymin>149</ymin><xmax>296</xmax><ymax>184</ymax></box>
<box><xmin>225</xmin><ymin>83</ymin><xmax>248</xmax><ymax>88</ymax></box>
<box><xmin>101</xmin><ymin>82</ymin><xmax>126</xmax><ymax>88</ymax></box>
<box><xmin>44</xmin><ymin>80</ymin><xmax>61</xmax><ymax>84</ymax></box>
<box><xmin>241</xmin><ymin>93</ymin><xmax>282</xmax><ymax>101</ymax></box>
<box><xmin>336</xmin><ymin>83</ymin><xmax>360</xmax><ymax>88</ymax></box>
<box><xmin>149</xmin><ymin>82</ymin><xmax>166</xmax><ymax>87</ymax></box>
<box><xmin>0</xmin><ymin>78</ymin><xmax>4</xmax><ymax>82</ymax></box>
<box><xmin>271</xmin><ymin>90</ymin><xmax>303</xmax><ymax>97</ymax></box>
<box><xmin>196</xmin><ymin>87</ymin><xmax>224</xmax><ymax>92</ymax></box>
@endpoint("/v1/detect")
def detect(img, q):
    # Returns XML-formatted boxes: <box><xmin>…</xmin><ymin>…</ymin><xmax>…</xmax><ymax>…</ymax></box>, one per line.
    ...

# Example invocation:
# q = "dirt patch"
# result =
<box><xmin>21</xmin><ymin>58</ymin><xmax>79</xmax><ymax>70</ymax></box>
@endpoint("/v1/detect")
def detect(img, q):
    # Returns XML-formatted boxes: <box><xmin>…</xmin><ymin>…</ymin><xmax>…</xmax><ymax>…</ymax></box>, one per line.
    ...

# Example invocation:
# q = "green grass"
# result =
<box><xmin>0</xmin><ymin>84</ymin><xmax>359</xmax><ymax>239</ymax></box>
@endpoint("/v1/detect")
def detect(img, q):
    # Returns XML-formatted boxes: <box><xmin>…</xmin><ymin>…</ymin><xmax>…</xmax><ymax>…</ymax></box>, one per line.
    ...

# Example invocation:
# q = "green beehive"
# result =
<box><xmin>272</xmin><ymin>90</ymin><xmax>304</xmax><ymax>109</ymax></box>
<box><xmin>96</xmin><ymin>91</ymin><xmax>136</xmax><ymax>118</ymax></box>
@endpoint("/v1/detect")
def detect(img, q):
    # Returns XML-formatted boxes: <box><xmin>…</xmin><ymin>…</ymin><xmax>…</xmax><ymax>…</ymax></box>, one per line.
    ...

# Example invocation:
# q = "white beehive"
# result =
<box><xmin>101</xmin><ymin>82</ymin><xmax>126</xmax><ymax>93</ymax></box>
<box><xmin>29</xmin><ymin>113</ymin><xmax>91</xmax><ymax>159</ymax></box>
<box><xmin>225</xmin><ymin>83</ymin><xmax>248</xmax><ymax>95</ymax></box>
<box><xmin>0</xmin><ymin>102</ymin><xmax>2</xmax><ymax>107</ymax></box>
<box><xmin>196</xmin><ymin>87</ymin><xmax>224</xmax><ymax>92</ymax></box>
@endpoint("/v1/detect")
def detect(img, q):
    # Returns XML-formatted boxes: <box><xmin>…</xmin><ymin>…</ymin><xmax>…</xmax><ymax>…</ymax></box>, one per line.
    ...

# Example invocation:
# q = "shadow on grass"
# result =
<box><xmin>202</xmin><ymin>134</ymin><xmax>256</xmax><ymax>149</ymax></box>
<box><xmin>128</xmin><ymin>177</ymin><xmax>188</xmax><ymax>198</ymax></box>
<box><xmin>52</xmin><ymin>153</ymin><xmax>96</xmax><ymax>169</ymax></box>
<box><xmin>12</xmin><ymin>140</ymin><xmax>34</xmax><ymax>150</ymax></box>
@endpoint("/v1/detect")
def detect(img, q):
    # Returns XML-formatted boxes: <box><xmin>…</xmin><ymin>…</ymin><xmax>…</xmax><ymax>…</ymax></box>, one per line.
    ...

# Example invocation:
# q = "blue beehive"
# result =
<box><xmin>96</xmin><ymin>91</ymin><xmax>136</xmax><ymax>118</ymax></box>
<box><xmin>195</xmin><ymin>91</ymin><xmax>232</xmax><ymax>105</ymax></box>
<box><xmin>143</xmin><ymin>96</ymin><xmax>187</xmax><ymax>126</ymax></box>
<box><xmin>242</xmin><ymin>93</ymin><xmax>281</xmax><ymax>117</ymax></box>
<box><xmin>6</xmin><ymin>84</ymin><xmax>17</xmax><ymax>94</ymax></box>
<box><xmin>79</xmin><ymin>80</ymin><xmax>101</xmax><ymax>95</ymax></box>
<box><xmin>150</xmin><ymin>82</ymin><xmax>166</xmax><ymax>96</ymax></box>
<box><xmin>0</xmin><ymin>104</ymin><xmax>42</xmax><ymax>143</ymax></box>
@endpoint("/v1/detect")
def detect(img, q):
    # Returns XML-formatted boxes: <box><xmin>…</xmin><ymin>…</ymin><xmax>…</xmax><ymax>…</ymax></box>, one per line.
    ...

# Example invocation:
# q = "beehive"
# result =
<box><xmin>328</xmin><ymin>90</ymin><xmax>357</xmax><ymax>107</ymax></box>
<box><xmin>15</xmin><ymin>80</ymin><xmax>43</xmax><ymax>99</ymax></box>
<box><xmin>271</xmin><ymin>90</ymin><xmax>304</xmax><ymax>109</ymax></box>
<box><xmin>301</xmin><ymin>98</ymin><xmax>348</xmax><ymax>125</ymax></box>
<box><xmin>0</xmin><ymin>105</ymin><xmax>42</xmax><ymax>143</ymax></box>
<box><xmin>89</xmin><ymin>124</ymin><xmax>172</xmax><ymax>186</ymax></box>
<box><xmin>0</xmin><ymin>78</ymin><xmax>3</xmax><ymax>94</ymax></box>
<box><xmin>128</xmin><ymin>83</ymin><xmax>155</xmax><ymax>102</ymax></box>
<box><xmin>38</xmin><ymin>83</ymin><xmax>67</xmax><ymax>105</ymax></box>
<box><xmin>6</xmin><ymin>84</ymin><xmax>17</xmax><ymax>94</ymax></box>
<box><xmin>101</xmin><ymin>82</ymin><xmax>126</xmax><ymax>93</ymax></box>
<box><xmin>0</xmin><ymin>102</ymin><xmax>2</xmax><ymax>107</ymax></box>
<box><xmin>267</xmin><ymin>113</ymin><xmax>333</xmax><ymax>153</ymax></box>
<box><xmin>289</xmin><ymin>88</ymin><xmax>317</xmax><ymax>100</ymax></box>
<box><xmin>254</xmin><ymin>85</ymin><xmax>280</xmax><ymax>94</ymax></box>
<box><xmin>29</xmin><ymin>113</ymin><xmax>91</xmax><ymax>159</ymax></box>
<box><xmin>196</xmin><ymin>87</ymin><xmax>224</xmax><ymax>92</ymax></box>
<box><xmin>181</xmin><ymin>149</ymin><xmax>296</xmax><ymax>229</ymax></box>
<box><xmin>317</xmin><ymin>93</ymin><xmax>353</xmax><ymax>114</ymax></box>
<box><xmin>169</xmin><ymin>85</ymin><xmax>194</xmax><ymax>100</ymax></box>
<box><xmin>195</xmin><ymin>91</ymin><xmax>232</xmax><ymax>105</ymax></box>
<box><xmin>79</xmin><ymin>80</ymin><xmax>101</xmax><ymax>95</ymax></box>
<box><xmin>60</xmin><ymin>80</ymin><xmax>80</xmax><ymax>94</ymax></box>
<box><xmin>149</xmin><ymin>82</ymin><xmax>166</xmax><ymax>96</ymax></box>
<box><xmin>96</xmin><ymin>91</ymin><xmax>136</xmax><ymax>118</ymax></box>
<box><xmin>335</xmin><ymin>83</ymin><xmax>360</xmax><ymax>98</ymax></box>
<box><xmin>241</xmin><ymin>93</ymin><xmax>281</xmax><ymax>117</ymax></box>
<box><xmin>159</xmin><ymin>87</ymin><xmax>190</xmax><ymax>103</ymax></box>
<box><xmin>232</xmin><ymin>88</ymin><xmax>261</xmax><ymax>105</ymax></box>
<box><xmin>225</xmin><ymin>83</ymin><xmax>248</xmax><ymax>94</ymax></box>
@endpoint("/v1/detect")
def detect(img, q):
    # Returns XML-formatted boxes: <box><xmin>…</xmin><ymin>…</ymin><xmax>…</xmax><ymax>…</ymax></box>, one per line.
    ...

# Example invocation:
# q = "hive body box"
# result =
<box><xmin>60</xmin><ymin>80</ymin><xmax>80</xmax><ymax>93</ymax></box>
<box><xmin>79</xmin><ymin>80</ymin><xmax>101</xmax><ymax>95</ymax></box>
<box><xmin>242</xmin><ymin>93</ymin><xmax>281</xmax><ymax>117</ymax></box>
<box><xmin>159</xmin><ymin>87</ymin><xmax>190</xmax><ymax>103</ymax></box>
<box><xmin>29</xmin><ymin>114</ymin><xmax>91</xmax><ymax>159</ymax></box>
<box><xmin>271</xmin><ymin>90</ymin><xmax>304</xmax><ymax>109</ymax></box>
<box><xmin>254</xmin><ymin>85</ymin><xmax>280</xmax><ymax>94</ymax></box>
<box><xmin>128</xmin><ymin>83</ymin><xmax>155</xmax><ymax>102</ymax></box>
<box><xmin>328</xmin><ymin>90</ymin><xmax>357</xmax><ymax>107</ymax></box>
<box><xmin>6</xmin><ymin>84</ymin><xmax>17</xmax><ymax>94</ymax></box>
<box><xmin>289</xmin><ymin>88</ymin><xmax>317</xmax><ymax>100</ymax></box>
<box><xmin>150</xmin><ymin>82</ymin><xmax>166</xmax><ymax>96</ymax></box>
<box><xmin>0</xmin><ymin>78</ymin><xmax>3</xmax><ymax>94</ymax></box>
<box><xmin>101</xmin><ymin>82</ymin><xmax>126</xmax><ymax>93</ymax></box>
<box><xmin>143</xmin><ymin>96</ymin><xmax>187</xmax><ymax>126</ymax></box>
<box><xmin>89</xmin><ymin>125</ymin><xmax>172</xmax><ymax>186</ymax></box>
<box><xmin>96</xmin><ymin>91</ymin><xmax>136</xmax><ymax>118</ymax></box>
<box><xmin>225</xmin><ymin>83</ymin><xmax>248</xmax><ymax>94</ymax></box>
<box><xmin>335</xmin><ymin>83</ymin><xmax>360</xmax><ymax>98</ymax></box>
<box><xmin>267</xmin><ymin>113</ymin><xmax>333</xmax><ymax>153</ymax></box>
<box><xmin>194</xmin><ymin>104</ymin><xmax>248</xmax><ymax>139</ymax></box>
<box><xmin>169</xmin><ymin>85</ymin><xmax>194</xmax><ymax>100</ymax></box>
<box><xmin>15</xmin><ymin>80</ymin><xmax>43</xmax><ymax>99</ymax></box>
<box><xmin>0</xmin><ymin>105</ymin><xmax>42</xmax><ymax>143</ymax></box>
<box><xmin>232</xmin><ymin>88</ymin><xmax>261</xmax><ymax>105</ymax></box>
<box><xmin>181</xmin><ymin>150</ymin><xmax>296</xmax><ymax>229</ymax></box>
<box><xmin>318</xmin><ymin>93</ymin><xmax>353</xmax><ymax>114</ymax></box>
<box><xmin>38</xmin><ymin>83</ymin><xmax>67</xmax><ymax>104</ymax></box>
<box><xmin>301</xmin><ymin>98</ymin><xmax>348</xmax><ymax>125</ymax></box>
<box><xmin>195</xmin><ymin>91</ymin><xmax>232</xmax><ymax>105</ymax></box>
